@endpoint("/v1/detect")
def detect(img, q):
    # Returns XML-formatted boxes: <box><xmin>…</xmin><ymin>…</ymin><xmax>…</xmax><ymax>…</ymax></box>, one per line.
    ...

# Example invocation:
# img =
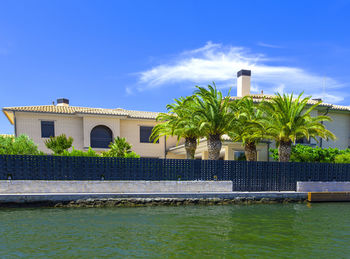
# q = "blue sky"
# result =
<box><xmin>1</xmin><ymin>0</ymin><xmax>350</xmax><ymax>134</ymax></box>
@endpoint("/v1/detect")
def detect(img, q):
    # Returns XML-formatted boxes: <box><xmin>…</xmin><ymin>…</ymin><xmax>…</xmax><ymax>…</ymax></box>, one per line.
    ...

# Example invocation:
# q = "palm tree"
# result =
<box><xmin>193</xmin><ymin>84</ymin><xmax>236</xmax><ymax>160</ymax></box>
<box><xmin>150</xmin><ymin>97</ymin><xmax>202</xmax><ymax>159</ymax></box>
<box><xmin>262</xmin><ymin>93</ymin><xmax>336</xmax><ymax>162</ymax></box>
<box><xmin>102</xmin><ymin>137</ymin><xmax>139</xmax><ymax>158</ymax></box>
<box><xmin>228</xmin><ymin>96</ymin><xmax>266</xmax><ymax>161</ymax></box>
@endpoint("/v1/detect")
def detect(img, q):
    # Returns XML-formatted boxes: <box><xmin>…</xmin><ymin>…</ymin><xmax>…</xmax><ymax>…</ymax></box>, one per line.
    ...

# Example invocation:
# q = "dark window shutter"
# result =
<box><xmin>41</xmin><ymin>121</ymin><xmax>55</xmax><ymax>138</ymax></box>
<box><xmin>90</xmin><ymin>125</ymin><xmax>113</xmax><ymax>148</ymax></box>
<box><xmin>140</xmin><ymin>126</ymin><xmax>158</xmax><ymax>143</ymax></box>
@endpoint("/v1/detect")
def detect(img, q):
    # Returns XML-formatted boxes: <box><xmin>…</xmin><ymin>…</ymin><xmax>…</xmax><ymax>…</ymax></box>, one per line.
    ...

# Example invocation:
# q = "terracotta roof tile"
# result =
<box><xmin>229</xmin><ymin>94</ymin><xmax>350</xmax><ymax>112</ymax></box>
<box><xmin>0</xmin><ymin>134</ymin><xmax>14</xmax><ymax>138</ymax></box>
<box><xmin>2</xmin><ymin>105</ymin><xmax>160</xmax><ymax>119</ymax></box>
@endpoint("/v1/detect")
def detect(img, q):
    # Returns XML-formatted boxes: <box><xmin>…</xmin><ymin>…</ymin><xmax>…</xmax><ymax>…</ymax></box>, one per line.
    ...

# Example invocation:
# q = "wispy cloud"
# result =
<box><xmin>136</xmin><ymin>42</ymin><xmax>347</xmax><ymax>103</ymax></box>
<box><xmin>125</xmin><ymin>87</ymin><xmax>133</xmax><ymax>96</ymax></box>
<box><xmin>257</xmin><ymin>42</ymin><xmax>283</xmax><ymax>49</ymax></box>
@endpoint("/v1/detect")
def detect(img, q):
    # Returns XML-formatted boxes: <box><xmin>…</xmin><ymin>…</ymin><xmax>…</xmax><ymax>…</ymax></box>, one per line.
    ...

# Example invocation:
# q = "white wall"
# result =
<box><xmin>321</xmin><ymin>111</ymin><xmax>350</xmax><ymax>149</ymax></box>
<box><xmin>120</xmin><ymin>119</ymin><xmax>166</xmax><ymax>158</ymax></box>
<box><xmin>14</xmin><ymin>112</ymin><xmax>178</xmax><ymax>157</ymax></box>
<box><xmin>15</xmin><ymin>112</ymin><xmax>84</xmax><ymax>153</ymax></box>
<box><xmin>82</xmin><ymin>116</ymin><xmax>121</xmax><ymax>149</ymax></box>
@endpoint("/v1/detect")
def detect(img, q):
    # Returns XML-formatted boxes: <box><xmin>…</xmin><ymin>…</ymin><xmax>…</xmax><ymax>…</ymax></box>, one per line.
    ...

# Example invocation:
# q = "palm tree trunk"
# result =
<box><xmin>278</xmin><ymin>140</ymin><xmax>292</xmax><ymax>162</ymax></box>
<box><xmin>207</xmin><ymin>134</ymin><xmax>222</xmax><ymax>160</ymax></box>
<box><xmin>244</xmin><ymin>142</ymin><xmax>257</xmax><ymax>161</ymax></box>
<box><xmin>185</xmin><ymin>137</ymin><xmax>197</xmax><ymax>159</ymax></box>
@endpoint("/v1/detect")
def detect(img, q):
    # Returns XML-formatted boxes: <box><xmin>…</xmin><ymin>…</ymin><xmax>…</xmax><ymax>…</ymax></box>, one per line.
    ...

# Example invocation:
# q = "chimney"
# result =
<box><xmin>57</xmin><ymin>98</ymin><xmax>69</xmax><ymax>107</ymax></box>
<box><xmin>237</xmin><ymin>69</ymin><xmax>251</xmax><ymax>97</ymax></box>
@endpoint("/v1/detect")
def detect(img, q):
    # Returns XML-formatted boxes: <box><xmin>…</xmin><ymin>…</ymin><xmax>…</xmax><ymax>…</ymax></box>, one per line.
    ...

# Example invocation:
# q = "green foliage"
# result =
<box><xmin>262</xmin><ymin>92</ymin><xmax>336</xmax><ymax>162</ymax></box>
<box><xmin>45</xmin><ymin>134</ymin><xmax>73</xmax><ymax>154</ymax></box>
<box><xmin>102</xmin><ymin>137</ymin><xmax>140</xmax><ymax>158</ymax></box>
<box><xmin>270</xmin><ymin>144</ymin><xmax>350</xmax><ymax>163</ymax></box>
<box><xmin>236</xmin><ymin>152</ymin><xmax>247</xmax><ymax>161</ymax></box>
<box><xmin>334</xmin><ymin>153</ymin><xmax>350</xmax><ymax>163</ymax></box>
<box><xmin>192</xmin><ymin>83</ymin><xmax>235</xmax><ymax>137</ymax></box>
<box><xmin>61</xmin><ymin>147</ymin><xmax>99</xmax><ymax>157</ymax></box>
<box><xmin>263</xmin><ymin>93</ymin><xmax>336</xmax><ymax>145</ymax></box>
<box><xmin>151</xmin><ymin>96</ymin><xmax>202</xmax><ymax>143</ymax></box>
<box><xmin>228</xmin><ymin>96</ymin><xmax>266</xmax><ymax>145</ymax></box>
<box><xmin>151</xmin><ymin>96</ymin><xmax>202</xmax><ymax>159</ymax></box>
<box><xmin>0</xmin><ymin>135</ymin><xmax>43</xmax><ymax>155</ymax></box>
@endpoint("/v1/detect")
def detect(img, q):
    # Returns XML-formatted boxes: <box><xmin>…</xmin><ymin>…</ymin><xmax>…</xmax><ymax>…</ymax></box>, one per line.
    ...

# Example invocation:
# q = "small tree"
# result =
<box><xmin>102</xmin><ymin>137</ymin><xmax>140</xmax><ymax>158</ymax></box>
<box><xmin>193</xmin><ymin>84</ymin><xmax>236</xmax><ymax>160</ymax></box>
<box><xmin>151</xmin><ymin>96</ymin><xmax>202</xmax><ymax>159</ymax></box>
<box><xmin>0</xmin><ymin>135</ymin><xmax>42</xmax><ymax>155</ymax></box>
<box><xmin>263</xmin><ymin>93</ymin><xmax>336</xmax><ymax>162</ymax></box>
<box><xmin>61</xmin><ymin>147</ymin><xmax>100</xmax><ymax>157</ymax></box>
<box><xmin>228</xmin><ymin>96</ymin><xmax>266</xmax><ymax>161</ymax></box>
<box><xmin>45</xmin><ymin>134</ymin><xmax>73</xmax><ymax>154</ymax></box>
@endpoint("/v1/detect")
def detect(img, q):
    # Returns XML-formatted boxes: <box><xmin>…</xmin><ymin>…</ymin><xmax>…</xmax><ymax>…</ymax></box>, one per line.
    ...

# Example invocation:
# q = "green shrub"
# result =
<box><xmin>45</xmin><ymin>134</ymin><xmax>73</xmax><ymax>154</ymax></box>
<box><xmin>61</xmin><ymin>147</ymin><xmax>99</xmax><ymax>157</ymax></box>
<box><xmin>334</xmin><ymin>153</ymin><xmax>350</xmax><ymax>163</ymax></box>
<box><xmin>102</xmin><ymin>137</ymin><xmax>140</xmax><ymax>158</ymax></box>
<box><xmin>0</xmin><ymin>135</ymin><xmax>43</xmax><ymax>155</ymax></box>
<box><xmin>270</xmin><ymin>144</ymin><xmax>350</xmax><ymax>163</ymax></box>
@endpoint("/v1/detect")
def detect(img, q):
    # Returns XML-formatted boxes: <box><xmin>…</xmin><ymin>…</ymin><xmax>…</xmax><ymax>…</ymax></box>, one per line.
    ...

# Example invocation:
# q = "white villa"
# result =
<box><xmin>3</xmin><ymin>70</ymin><xmax>350</xmax><ymax>160</ymax></box>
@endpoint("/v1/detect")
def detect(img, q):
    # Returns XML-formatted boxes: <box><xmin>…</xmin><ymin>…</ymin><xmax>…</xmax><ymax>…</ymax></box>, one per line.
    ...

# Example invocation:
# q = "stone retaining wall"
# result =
<box><xmin>0</xmin><ymin>192</ymin><xmax>308</xmax><ymax>207</ymax></box>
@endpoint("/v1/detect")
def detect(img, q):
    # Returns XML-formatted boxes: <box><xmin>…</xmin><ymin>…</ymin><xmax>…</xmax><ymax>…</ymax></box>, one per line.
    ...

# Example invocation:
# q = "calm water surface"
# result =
<box><xmin>1</xmin><ymin>203</ymin><xmax>350</xmax><ymax>258</ymax></box>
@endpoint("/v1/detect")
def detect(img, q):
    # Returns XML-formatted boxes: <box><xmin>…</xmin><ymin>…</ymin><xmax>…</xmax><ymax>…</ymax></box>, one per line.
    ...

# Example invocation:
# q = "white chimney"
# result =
<box><xmin>56</xmin><ymin>98</ymin><xmax>69</xmax><ymax>107</ymax></box>
<box><xmin>237</xmin><ymin>69</ymin><xmax>251</xmax><ymax>97</ymax></box>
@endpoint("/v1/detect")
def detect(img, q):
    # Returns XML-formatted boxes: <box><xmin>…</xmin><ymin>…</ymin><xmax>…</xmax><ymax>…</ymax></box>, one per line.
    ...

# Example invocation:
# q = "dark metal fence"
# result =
<box><xmin>1</xmin><ymin>155</ymin><xmax>350</xmax><ymax>191</ymax></box>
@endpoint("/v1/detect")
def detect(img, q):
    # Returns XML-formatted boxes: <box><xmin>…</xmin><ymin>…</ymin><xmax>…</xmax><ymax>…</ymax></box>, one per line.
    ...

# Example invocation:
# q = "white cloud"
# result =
<box><xmin>137</xmin><ymin>42</ymin><xmax>347</xmax><ymax>103</ymax></box>
<box><xmin>125</xmin><ymin>87</ymin><xmax>133</xmax><ymax>96</ymax></box>
<box><xmin>274</xmin><ymin>84</ymin><xmax>285</xmax><ymax>94</ymax></box>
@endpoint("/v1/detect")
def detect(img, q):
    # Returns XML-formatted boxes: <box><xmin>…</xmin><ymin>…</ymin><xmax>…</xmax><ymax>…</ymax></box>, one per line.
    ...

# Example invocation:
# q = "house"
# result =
<box><xmin>3</xmin><ymin>70</ymin><xmax>350</xmax><ymax>160</ymax></box>
<box><xmin>168</xmin><ymin>70</ymin><xmax>350</xmax><ymax>160</ymax></box>
<box><xmin>2</xmin><ymin>101</ymin><xmax>180</xmax><ymax>158</ymax></box>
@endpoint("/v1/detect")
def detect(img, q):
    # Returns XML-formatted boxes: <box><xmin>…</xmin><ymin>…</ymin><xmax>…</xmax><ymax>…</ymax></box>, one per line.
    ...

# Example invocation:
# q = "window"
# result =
<box><xmin>234</xmin><ymin>151</ymin><xmax>246</xmax><ymax>161</ymax></box>
<box><xmin>140</xmin><ymin>126</ymin><xmax>158</xmax><ymax>143</ymax></box>
<box><xmin>296</xmin><ymin>137</ymin><xmax>310</xmax><ymax>144</ymax></box>
<box><xmin>41</xmin><ymin>121</ymin><xmax>55</xmax><ymax>138</ymax></box>
<box><xmin>90</xmin><ymin>125</ymin><xmax>113</xmax><ymax>148</ymax></box>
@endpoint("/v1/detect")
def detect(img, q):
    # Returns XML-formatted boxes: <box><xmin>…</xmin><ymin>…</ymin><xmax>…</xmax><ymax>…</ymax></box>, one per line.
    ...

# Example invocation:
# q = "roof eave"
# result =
<box><xmin>2</xmin><ymin>109</ymin><xmax>14</xmax><ymax>125</ymax></box>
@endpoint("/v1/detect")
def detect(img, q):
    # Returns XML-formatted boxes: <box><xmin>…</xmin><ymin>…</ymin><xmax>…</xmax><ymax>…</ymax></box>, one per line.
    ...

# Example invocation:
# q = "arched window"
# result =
<box><xmin>90</xmin><ymin>125</ymin><xmax>113</xmax><ymax>148</ymax></box>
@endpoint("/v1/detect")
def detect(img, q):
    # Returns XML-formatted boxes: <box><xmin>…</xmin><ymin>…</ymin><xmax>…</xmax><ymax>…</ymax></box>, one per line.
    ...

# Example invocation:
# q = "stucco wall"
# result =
<box><xmin>15</xmin><ymin>112</ymin><xmax>84</xmax><ymax>153</ymax></box>
<box><xmin>120</xmin><ymin>119</ymin><xmax>166</xmax><ymax>158</ymax></box>
<box><xmin>82</xmin><ymin>116</ymin><xmax>121</xmax><ymax>149</ymax></box>
<box><xmin>166</xmin><ymin>153</ymin><xmax>186</xmax><ymax>159</ymax></box>
<box><xmin>14</xmin><ymin>112</ymin><xmax>178</xmax><ymax>157</ymax></box>
<box><xmin>321</xmin><ymin>111</ymin><xmax>350</xmax><ymax>149</ymax></box>
<box><xmin>223</xmin><ymin>142</ymin><xmax>269</xmax><ymax>161</ymax></box>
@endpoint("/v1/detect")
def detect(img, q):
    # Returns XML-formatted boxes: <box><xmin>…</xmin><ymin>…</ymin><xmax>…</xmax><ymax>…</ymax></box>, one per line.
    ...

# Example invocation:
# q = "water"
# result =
<box><xmin>1</xmin><ymin>203</ymin><xmax>350</xmax><ymax>258</ymax></box>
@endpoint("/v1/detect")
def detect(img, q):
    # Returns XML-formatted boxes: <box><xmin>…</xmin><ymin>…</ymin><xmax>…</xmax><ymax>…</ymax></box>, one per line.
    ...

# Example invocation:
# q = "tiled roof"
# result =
<box><xmin>0</xmin><ymin>134</ymin><xmax>14</xmax><ymax>138</ymax></box>
<box><xmin>113</xmin><ymin>109</ymin><xmax>160</xmax><ymax>119</ymax></box>
<box><xmin>2</xmin><ymin>105</ymin><xmax>159</xmax><ymax>119</ymax></box>
<box><xmin>230</xmin><ymin>94</ymin><xmax>350</xmax><ymax>112</ymax></box>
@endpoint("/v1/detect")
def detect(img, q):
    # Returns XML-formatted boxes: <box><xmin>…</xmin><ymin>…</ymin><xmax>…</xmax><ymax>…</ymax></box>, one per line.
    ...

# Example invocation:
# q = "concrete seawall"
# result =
<box><xmin>297</xmin><ymin>181</ymin><xmax>350</xmax><ymax>192</ymax></box>
<box><xmin>0</xmin><ymin>180</ymin><xmax>307</xmax><ymax>207</ymax></box>
<box><xmin>0</xmin><ymin>180</ymin><xmax>232</xmax><ymax>194</ymax></box>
